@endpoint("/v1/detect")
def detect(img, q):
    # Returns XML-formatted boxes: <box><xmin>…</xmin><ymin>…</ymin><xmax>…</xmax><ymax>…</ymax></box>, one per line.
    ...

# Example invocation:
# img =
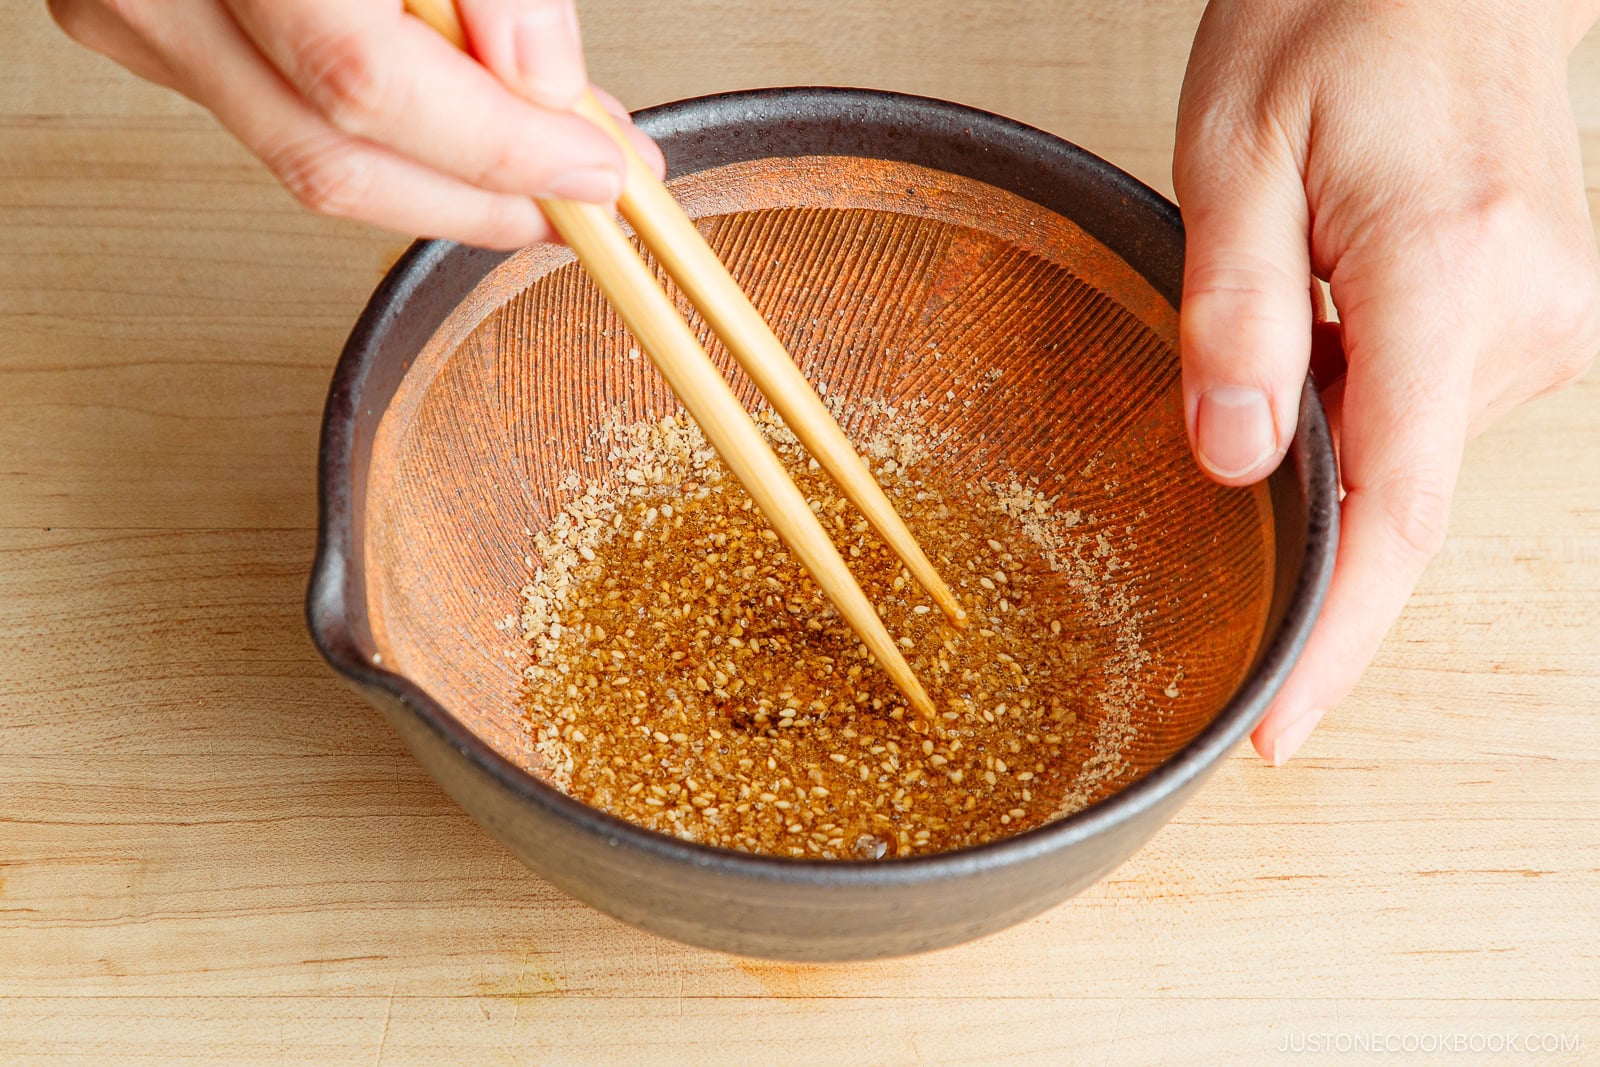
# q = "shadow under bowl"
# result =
<box><xmin>308</xmin><ymin>88</ymin><xmax>1338</xmax><ymax>960</ymax></box>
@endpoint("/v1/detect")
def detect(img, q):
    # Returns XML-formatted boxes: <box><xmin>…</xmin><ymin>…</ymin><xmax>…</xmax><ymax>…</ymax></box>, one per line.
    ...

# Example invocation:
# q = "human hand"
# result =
<box><xmin>47</xmin><ymin>0</ymin><xmax>666</xmax><ymax>248</ymax></box>
<box><xmin>1174</xmin><ymin>0</ymin><xmax>1600</xmax><ymax>763</ymax></box>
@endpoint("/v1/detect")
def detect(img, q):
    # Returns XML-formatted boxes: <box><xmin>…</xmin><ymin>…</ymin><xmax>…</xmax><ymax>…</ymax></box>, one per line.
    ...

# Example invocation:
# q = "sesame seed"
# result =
<box><xmin>515</xmin><ymin>408</ymin><xmax>1099</xmax><ymax>858</ymax></box>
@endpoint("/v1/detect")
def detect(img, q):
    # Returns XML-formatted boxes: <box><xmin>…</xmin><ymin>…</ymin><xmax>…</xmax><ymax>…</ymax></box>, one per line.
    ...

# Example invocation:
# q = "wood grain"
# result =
<box><xmin>2</xmin><ymin>0</ymin><xmax>1598</xmax><ymax>1062</ymax></box>
<box><xmin>1</xmin><ymin>998</ymin><xmax>1595</xmax><ymax>1066</ymax></box>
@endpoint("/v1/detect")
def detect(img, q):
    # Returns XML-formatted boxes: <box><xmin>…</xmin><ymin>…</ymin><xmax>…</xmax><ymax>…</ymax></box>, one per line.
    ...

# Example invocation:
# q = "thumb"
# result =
<box><xmin>1174</xmin><ymin>143</ymin><xmax>1313</xmax><ymax>485</ymax></box>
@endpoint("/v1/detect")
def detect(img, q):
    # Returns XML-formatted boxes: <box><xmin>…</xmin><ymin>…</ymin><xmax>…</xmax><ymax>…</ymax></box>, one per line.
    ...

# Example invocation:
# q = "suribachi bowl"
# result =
<box><xmin>307</xmin><ymin>88</ymin><xmax>1338</xmax><ymax>960</ymax></box>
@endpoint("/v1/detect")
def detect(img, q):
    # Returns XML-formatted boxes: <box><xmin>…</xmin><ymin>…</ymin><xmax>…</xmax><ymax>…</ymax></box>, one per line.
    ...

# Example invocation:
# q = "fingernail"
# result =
<box><xmin>542</xmin><ymin>165</ymin><xmax>622</xmax><ymax>203</ymax></box>
<box><xmin>1270</xmin><ymin>707</ymin><xmax>1326</xmax><ymax>766</ymax></box>
<box><xmin>515</xmin><ymin>1</ymin><xmax>586</xmax><ymax>109</ymax></box>
<box><xmin>1196</xmin><ymin>386</ymin><xmax>1276</xmax><ymax>479</ymax></box>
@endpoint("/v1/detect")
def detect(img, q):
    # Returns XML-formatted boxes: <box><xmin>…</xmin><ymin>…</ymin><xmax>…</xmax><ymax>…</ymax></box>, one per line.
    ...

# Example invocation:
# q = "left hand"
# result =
<box><xmin>1175</xmin><ymin>0</ymin><xmax>1600</xmax><ymax>764</ymax></box>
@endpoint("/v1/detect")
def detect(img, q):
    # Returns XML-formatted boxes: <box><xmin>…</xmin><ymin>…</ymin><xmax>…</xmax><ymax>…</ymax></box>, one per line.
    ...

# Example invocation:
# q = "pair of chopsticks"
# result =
<box><xmin>404</xmin><ymin>1</ymin><xmax>964</xmax><ymax>719</ymax></box>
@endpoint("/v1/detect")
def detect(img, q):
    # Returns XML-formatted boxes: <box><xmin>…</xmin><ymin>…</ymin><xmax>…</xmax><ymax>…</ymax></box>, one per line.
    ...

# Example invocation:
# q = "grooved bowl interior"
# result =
<box><xmin>311</xmin><ymin>89</ymin><xmax>1336</xmax><ymax>959</ymax></box>
<box><xmin>369</xmin><ymin>156</ymin><xmax>1272</xmax><ymax>800</ymax></box>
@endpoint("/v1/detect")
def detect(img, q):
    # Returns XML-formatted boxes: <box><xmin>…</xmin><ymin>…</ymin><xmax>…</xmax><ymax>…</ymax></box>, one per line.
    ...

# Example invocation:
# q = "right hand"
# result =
<box><xmin>1174</xmin><ymin>0</ymin><xmax>1600</xmax><ymax>764</ymax></box>
<box><xmin>48</xmin><ymin>0</ymin><xmax>667</xmax><ymax>248</ymax></box>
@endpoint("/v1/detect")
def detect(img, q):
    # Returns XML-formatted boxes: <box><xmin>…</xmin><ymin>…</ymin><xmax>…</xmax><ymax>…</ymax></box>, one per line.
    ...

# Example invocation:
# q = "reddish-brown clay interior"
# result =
<box><xmin>364</xmin><ymin>156</ymin><xmax>1274</xmax><ymax>813</ymax></box>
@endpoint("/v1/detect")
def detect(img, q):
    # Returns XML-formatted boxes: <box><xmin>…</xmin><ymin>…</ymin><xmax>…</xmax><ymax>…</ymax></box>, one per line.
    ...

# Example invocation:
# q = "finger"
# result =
<box><xmin>143</xmin><ymin>0</ymin><xmax>554</xmax><ymax>248</ymax></box>
<box><xmin>407</xmin><ymin>0</ymin><xmax>667</xmax><ymax>180</ymax></box>
<box><xmin>353</xmin><ymin>0</ymin><xmax>666</xmax><ymax>184</ymax></box>
<box><xmin>615</xmin><ymin>121</ymin><xmax>666</xmax><ymax>180</ymax></box>
<box><xmin>261</xmin><ymin>127</ymin><xmax>557</xmax><ymax>249</ymax></box>
<box><xmin>457</xmin><ymin>0</ymin><xmax>586</xmax><ymax>110</ymax></box>
<box><xmin>221</xmin><ymin>0</ymin><xmax>625</xmax><ymax>203</ymax></box>
<box><xmin>1252</xmin><ymin>262</ymin><xmax>1475</xmax><ymax>764</ymax></box>
<box><xmin>588</xmin><ymin>85</ymin><xmax>667</xmax><ymax>178</ymax></box>
<box><xmin>1174</xmin><ymin>136</ymin><xmax>1313</xmax><ymax>486</ymax></box>
<box><xmin>587</xmin><ymin>85</ymin><xmax>632</xmax><ymax>122</ymax></box>
<box><xmin>46</xmin><ymin>0</ymin><xmax>182</xmax><ymax>90</ymax></box>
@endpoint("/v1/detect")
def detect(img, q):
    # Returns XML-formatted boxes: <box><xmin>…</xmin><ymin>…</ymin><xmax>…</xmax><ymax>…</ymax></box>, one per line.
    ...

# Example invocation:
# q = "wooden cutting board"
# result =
<box><xmin>2</xmin><ymin>2</ymin><xmax>1597</xmax><ymax>1062</ymax></box>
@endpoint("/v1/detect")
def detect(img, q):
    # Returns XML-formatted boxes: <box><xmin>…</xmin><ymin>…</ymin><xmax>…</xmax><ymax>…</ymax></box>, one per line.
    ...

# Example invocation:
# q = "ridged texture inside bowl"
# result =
<box><xmin>365</xmin><ymin>155</ymin><xmax>1273</xmax><ymax>816</ymax></box>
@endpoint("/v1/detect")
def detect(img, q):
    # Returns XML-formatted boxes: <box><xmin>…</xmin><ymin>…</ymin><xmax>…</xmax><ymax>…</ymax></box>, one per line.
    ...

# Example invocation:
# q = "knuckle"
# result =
<box><xmin>1181</xmin><ymin>259</ymin><xmax>1305</xmax><ymax>367</ymax></box>
<box><xmin>1182</xmin><ymin>302</ymin><xmax>1288</xmax><ymax>371</ymax></box>
<box><xmin>298</xmin><ymin>31</ymin><xmax>391</xmax><ymax>136</ymax></box>
<box><xmin>1376</xmin><ymin>474</ymin><xmax>1453</xmax><ymax>563</ymax></box>
<box><xmin>1175</xmin><ymin>103</ymin><xmax>1278</xmax><ymax>186</ymax></box>
<box><xmin>1538</xmin><ymin>265</ymin><xmax>1600</xmax><ymax>383</ymax></box>
<box><xmin>1404</xmin><ymin>195</ymin><xmax>1522</xmax><ymax>292</ymax></box>
<box><xmin>1186</xmin><ymin>253</ymin><xmax>1300</xmax><ymax>300</ymax></box>
<box><xmin>267</xmin><ymin>135</ymin><xmax>374</xmax><ymax>219</ymax></box>
<box><xmin>1440</xmin><ymin>193</ymin><xmax>1526</xmax><ymax>257</ymax></box>
<box><xmin>1421</xmin><ymin>194</ymin><xmax>1600</xmax><ymax>388</ymax></box>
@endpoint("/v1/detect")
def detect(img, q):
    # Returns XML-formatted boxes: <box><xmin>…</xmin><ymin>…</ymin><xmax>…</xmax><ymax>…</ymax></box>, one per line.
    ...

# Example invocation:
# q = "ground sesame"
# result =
<box><xmin>518</xmin><ymin>407</ymin><xmax>1126</xmax><ymax>859</ymax></box>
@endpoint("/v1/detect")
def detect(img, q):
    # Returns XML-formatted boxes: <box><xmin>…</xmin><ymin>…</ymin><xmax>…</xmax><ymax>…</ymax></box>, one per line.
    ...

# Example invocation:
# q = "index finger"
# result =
<box><xmin>221</xmin><ymin>0</ymin><xmax>625</xmax><ymax>202</ymax></box>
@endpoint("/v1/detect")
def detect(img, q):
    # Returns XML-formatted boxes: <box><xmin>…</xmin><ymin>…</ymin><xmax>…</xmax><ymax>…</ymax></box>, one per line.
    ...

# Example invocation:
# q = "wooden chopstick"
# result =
<box><xmin>572</xmin><ymin>96</ymin><xmax>968</xmax><ymax>630</ymax></box>
<box><xmin>404</xmin><ymin>0</ymin><xmax>468</xmax><ymax>48</ymax></box>
<box><xmin>539</xmin><ymin>198</ymin><xmax>935</xmax><ymax>717</ymax></box>
<box><xmin>403</xmin><ymin>1</ymin><xmax>943</xmax><ymax>718</ymax></box>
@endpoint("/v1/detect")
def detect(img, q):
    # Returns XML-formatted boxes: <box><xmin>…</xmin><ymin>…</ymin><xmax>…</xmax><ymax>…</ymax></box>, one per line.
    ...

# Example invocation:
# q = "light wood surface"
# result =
<box><xmin>2</xmin><ymin>1</ymin><xmax>1597</xmax><ymax>1063</ymax></box>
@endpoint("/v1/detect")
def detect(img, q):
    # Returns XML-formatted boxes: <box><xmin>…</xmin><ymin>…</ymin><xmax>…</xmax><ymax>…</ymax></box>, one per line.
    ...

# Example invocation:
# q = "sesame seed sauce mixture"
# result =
<box><xmin>519</xmin><ymin>411</ymin><xmax>1109</xmax><ymax>859</ymax></box>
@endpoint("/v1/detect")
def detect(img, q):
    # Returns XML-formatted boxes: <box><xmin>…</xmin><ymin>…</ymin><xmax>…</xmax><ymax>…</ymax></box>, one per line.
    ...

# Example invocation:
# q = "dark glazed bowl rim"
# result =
<box><xmin>308</xmin><ymin>87</ymin><xmax>1340</xmax><ymax>889</ymax></box>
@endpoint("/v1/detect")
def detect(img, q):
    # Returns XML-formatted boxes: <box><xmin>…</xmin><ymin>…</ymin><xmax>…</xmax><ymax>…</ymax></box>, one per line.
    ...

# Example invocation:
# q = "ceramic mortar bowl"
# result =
<box><xmin>307</xmin><ymin>88</ymin><xmax>1338</xmax><ymax>961</ymax></box>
